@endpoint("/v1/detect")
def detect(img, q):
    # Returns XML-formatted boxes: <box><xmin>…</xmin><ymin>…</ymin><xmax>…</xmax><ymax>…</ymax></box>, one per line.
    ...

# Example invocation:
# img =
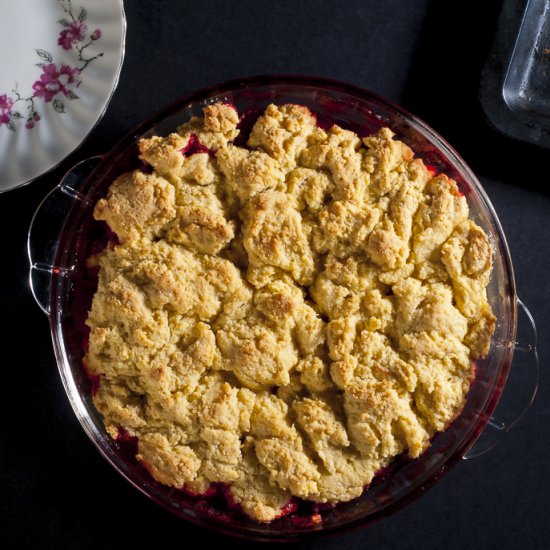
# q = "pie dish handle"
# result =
<box><xmin>463</xmin><ymin>298</ymin><xmax>539</xmax><ymax>459</ymax></box>
<box><xmin>28</xmin><ymin>156</ymin><xmax>103</xmax><ymax>316</ymax></box>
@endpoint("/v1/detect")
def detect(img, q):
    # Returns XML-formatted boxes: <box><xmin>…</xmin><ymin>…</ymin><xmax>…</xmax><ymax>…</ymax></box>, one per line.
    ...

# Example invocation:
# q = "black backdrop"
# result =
<box><xmin>2</xmin><ymin>1</ymin><xmax>549</xmax><ymax>548</ymax></box>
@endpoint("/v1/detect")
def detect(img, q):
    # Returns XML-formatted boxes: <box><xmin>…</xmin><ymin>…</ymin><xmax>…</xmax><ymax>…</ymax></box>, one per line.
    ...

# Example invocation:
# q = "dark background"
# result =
<box><xmin>2</xmin><ymin>1</ymin><xmax>548</xmax><ymax>548</ymax></box>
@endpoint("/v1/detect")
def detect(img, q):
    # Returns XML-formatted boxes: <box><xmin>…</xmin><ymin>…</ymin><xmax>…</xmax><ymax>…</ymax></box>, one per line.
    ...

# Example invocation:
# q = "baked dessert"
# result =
<box><xmin>85</xmin><ymin>102</ymin><xmax>496</xmax><ymax>522</ymax></box>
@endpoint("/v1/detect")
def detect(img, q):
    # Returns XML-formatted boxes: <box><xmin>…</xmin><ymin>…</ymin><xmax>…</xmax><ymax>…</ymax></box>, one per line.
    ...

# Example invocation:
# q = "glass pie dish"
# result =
<box><xmin>28</xmin><ymin>76</ymin><xmax>539</xmax><ymax>541</ymax></box>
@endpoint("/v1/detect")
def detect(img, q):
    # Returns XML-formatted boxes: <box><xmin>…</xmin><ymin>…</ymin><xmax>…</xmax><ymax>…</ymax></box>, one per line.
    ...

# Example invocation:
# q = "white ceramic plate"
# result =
<box><xmin>0</xmin><ymin>0</ymin><xmax>125</xmax><ymax>192</ymax></box>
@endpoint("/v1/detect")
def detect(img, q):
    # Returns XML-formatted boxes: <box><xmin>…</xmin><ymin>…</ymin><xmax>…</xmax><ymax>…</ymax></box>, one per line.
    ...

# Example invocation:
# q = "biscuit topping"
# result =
<box><xmin>86</xmin><ymin>102</ymin><xmax>495</xmax><ymax>522</ymax></box>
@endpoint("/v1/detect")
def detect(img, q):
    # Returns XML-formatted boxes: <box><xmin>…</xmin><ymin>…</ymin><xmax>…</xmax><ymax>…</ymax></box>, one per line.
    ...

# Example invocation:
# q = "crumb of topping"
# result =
<box><xmin>242</xmin><ymin>191</ymin><xmax>315</xmax><ymax>285</ymax></box>
<box><xmin>138</xmin><ymin>133</ymin><xmax>188</xmax><ymax>177</ymax></box>
<box><xmin>178</xmin><ymin>103</ymin><xmax>240</xmax><ymax>150</ymax></box>
<box><xmin>93</xmin><ymin>170</ymin><xmax>176</xmax><ymax>245</ymax></box>
<box><xmin>248</xmin><ymin>103</ymin><xmax>317</xmax><ymax>172</ymax></box>
<box><xmin>216</xmin><ymin>145</ymin><xmax>285</xmax><ymax>202</ymax></box>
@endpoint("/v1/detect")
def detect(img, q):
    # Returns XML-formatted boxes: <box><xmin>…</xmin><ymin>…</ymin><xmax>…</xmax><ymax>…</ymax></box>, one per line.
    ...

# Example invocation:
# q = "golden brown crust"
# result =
<box><xmin>242</xmin><ymin>191</ymin><xmax>315</xmax><ymax>285</ymax></box>
<box><xmin>177</xmin><ymin>103</ymin><xmax>240</xmax><ymax>150</ymax></box>
<box><xmin>248</xmin><ymin>103</ymin><xmax>317</xmax><ymax>172</ymax></box>
<box><xmin>138</xmin><ymin>133</ymin><xmax>188</xmax><ymax>177</ymax></box>
<box><xmin>93</xmin><ymin>171</ymin><xmax>176</xmax><ymax>245</ymax></box>
<box><xmin>216</xmin><ymin>145</ymin><xmax>285</xmax><ymax>202</ymax></box>
<box><xmin>86</xmin><ymin>103</ymin><xmax>495</xmax><ymax>522</ymax></box>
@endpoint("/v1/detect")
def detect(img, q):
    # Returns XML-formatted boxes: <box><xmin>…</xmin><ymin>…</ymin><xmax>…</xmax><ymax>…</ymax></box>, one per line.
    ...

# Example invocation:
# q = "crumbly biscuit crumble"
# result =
<box><xmin>86</xmin><ymin>102</ymin><xmax>495</xmax><ymax>522</ymax></box>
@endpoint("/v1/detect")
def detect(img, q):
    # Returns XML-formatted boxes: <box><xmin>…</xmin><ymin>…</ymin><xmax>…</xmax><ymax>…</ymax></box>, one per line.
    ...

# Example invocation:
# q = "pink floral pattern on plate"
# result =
<box><xmin>0</xmin><ymin>0</ymin><xmax>103</xmax><ymax>131</ymax></box>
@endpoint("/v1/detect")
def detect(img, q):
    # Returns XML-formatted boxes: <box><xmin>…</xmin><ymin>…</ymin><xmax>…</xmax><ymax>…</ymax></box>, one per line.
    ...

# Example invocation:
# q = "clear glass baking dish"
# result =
<box><xmin>503</xmin><ymin>0</ymin><xmax>550</xmax><ymax>117</ymax></box>
<box><xmin>480</xmin><ymin>0</ymin><xmax>550</xmax><ymax>147</ymax></box>
<box><xmin>27</xmin><ymin>76</ymin><xmax>539</xmax><ymax>541</ymax></box>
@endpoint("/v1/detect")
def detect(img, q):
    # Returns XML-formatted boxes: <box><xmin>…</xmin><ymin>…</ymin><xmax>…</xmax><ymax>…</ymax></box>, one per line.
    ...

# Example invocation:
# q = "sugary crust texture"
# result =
<box><xmin>86</xmin><ymin>103</ymin><xmax>495</xmax><ymax>522</ymax></box>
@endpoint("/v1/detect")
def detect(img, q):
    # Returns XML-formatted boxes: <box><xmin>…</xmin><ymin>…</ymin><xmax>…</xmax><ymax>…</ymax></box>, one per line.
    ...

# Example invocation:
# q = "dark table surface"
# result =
<box><xmin>2</xmin><ymin>1</ymin><xmax>549</xmax><ymax>548</ymax></box>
